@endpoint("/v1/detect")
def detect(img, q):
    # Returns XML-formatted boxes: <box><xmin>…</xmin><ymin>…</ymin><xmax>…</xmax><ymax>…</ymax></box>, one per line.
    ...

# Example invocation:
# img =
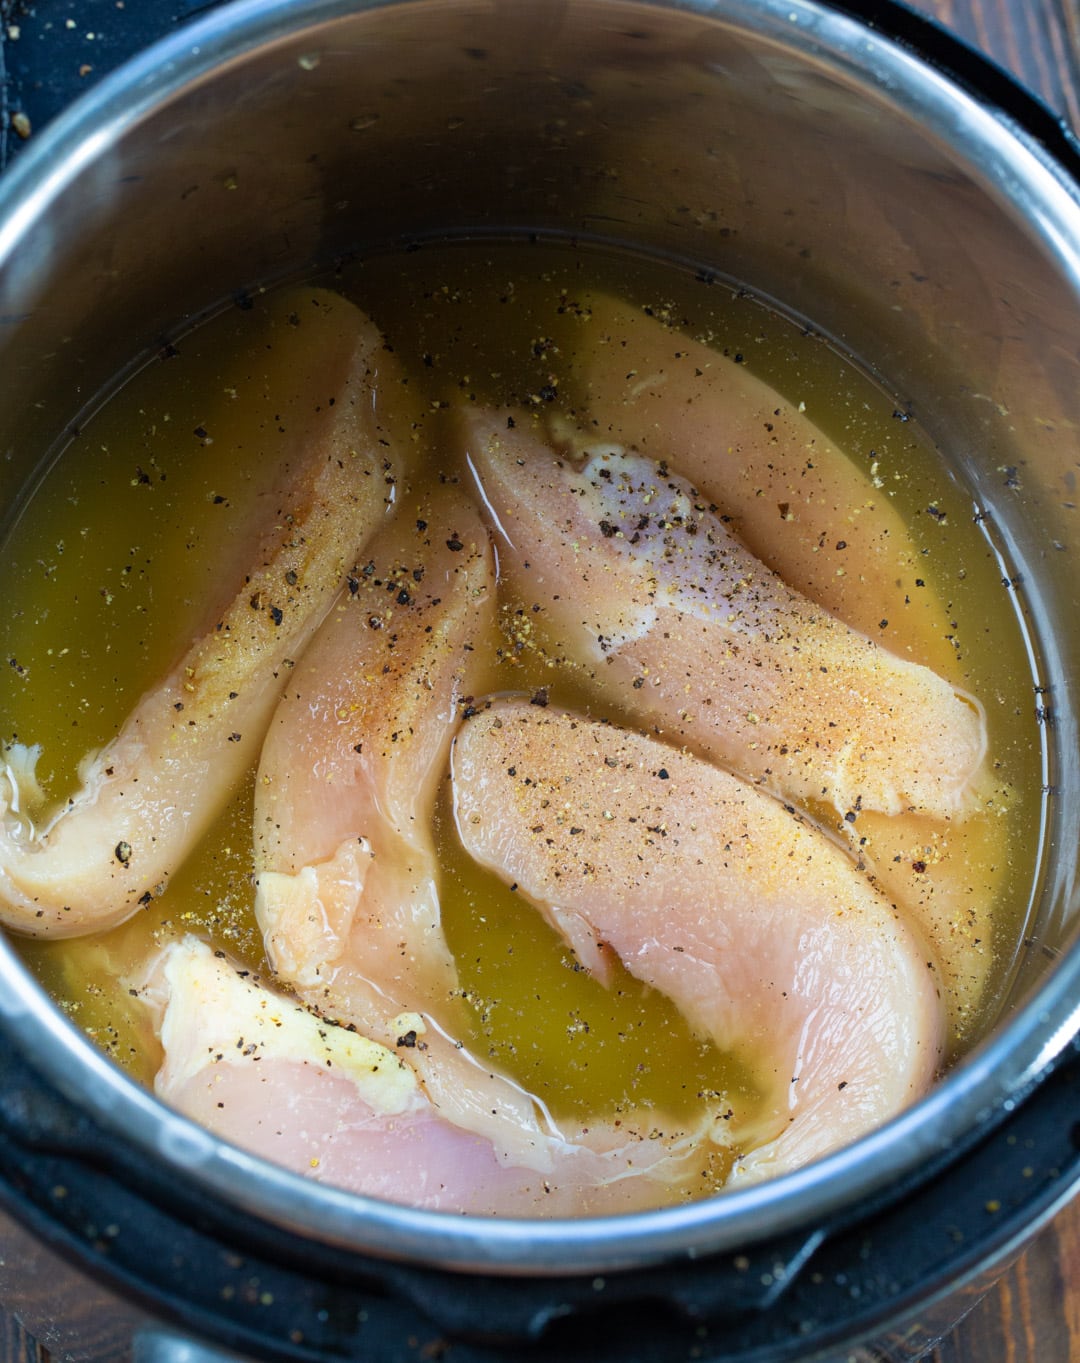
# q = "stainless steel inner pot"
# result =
<box><xmin>0</xmin><ymin>0</ymin><xmax>1079</xmax><ymax>1300</ymax></box>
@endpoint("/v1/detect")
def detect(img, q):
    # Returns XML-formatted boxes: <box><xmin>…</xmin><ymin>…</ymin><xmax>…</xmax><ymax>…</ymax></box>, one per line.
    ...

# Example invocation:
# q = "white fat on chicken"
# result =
<box><xmin>464</xmin><ymin>411</ymin><xmax>986</xmax><ymax>823</ymax></box>
<box><xmin>139</xmin><ymin>936</ymin><xmax>703</xmax><ymax>1215</ymax></box>
<box><xmin>0</xmin><ymin>293</ymin><xmax>402</xmax><ymax>937</ymax></box>
<box><xmin>451</xmin><ymin>699</ymin><xmax>945</xmax><ymax>1184</ymax></box>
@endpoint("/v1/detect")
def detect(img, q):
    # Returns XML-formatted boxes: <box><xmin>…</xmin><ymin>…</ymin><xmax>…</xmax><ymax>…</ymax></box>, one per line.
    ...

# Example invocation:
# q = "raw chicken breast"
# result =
<box><xmin>565</xmin><ymin>292</ymin><xmax>949</xmax><ymax>656</ymax></box>
<box><xmin>463</xmin><ymin>411</ymin><xmax>986</xmax><ymax>821</ymax></box>
<box><xmin>252</xmin><ymin>490</ymin><xmax>586</xmax><ymax>1168</ymax></box>
<box><xmin>139</xmin><ymin>937</ymin><xmax>702</xmax><ymax>1214</ymax></box>
<box><xmin>452</xmin><ymin>699</ymin><xmax>944</xmax><ymax>1184</ymax></box>
<box><xmin>253</xmin><ymin>487</ymin><xmax>495</xmax><ymax>1021</ymax></box>
<box><xmin>0</xmin><ymin>293</ymin><xmax>402</xmax><ymax>937</ymax></box>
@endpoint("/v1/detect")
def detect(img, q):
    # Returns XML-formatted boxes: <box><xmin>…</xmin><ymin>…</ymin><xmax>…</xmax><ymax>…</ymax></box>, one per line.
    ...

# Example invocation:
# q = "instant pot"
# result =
<box><xmin>1</xmin><ymin>2</ymin><xmax>1079</xmax><ymax>1359</ymax></box>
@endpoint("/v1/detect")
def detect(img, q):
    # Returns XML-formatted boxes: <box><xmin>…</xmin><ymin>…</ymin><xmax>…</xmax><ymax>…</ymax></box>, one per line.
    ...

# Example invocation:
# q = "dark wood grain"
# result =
<box><xmin>1</xmin><ymin>1313</ymin><xmax>46</xmax><ymax>1363</ymax></box>
<box><xmin>916</xmin><ymin>0</ymin><xmax>1080</xmax><ymax>128</ymax></box>
<box><xmin>1</xmin><ymin>1</ymin><xmax>1078</xmax><ymax>1360</ymax></box>
<box><xmin>923</xmin><ymin>1196</ymin><xmax>1080</xmax><ymax>1363</ymax></box>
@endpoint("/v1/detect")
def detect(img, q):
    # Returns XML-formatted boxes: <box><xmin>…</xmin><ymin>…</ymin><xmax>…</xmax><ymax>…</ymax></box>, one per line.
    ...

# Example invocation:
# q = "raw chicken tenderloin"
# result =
<box><xmin>252</xmin><ymin>491</ymin><xmax>585</xmax><ymax>1168</ymax></box>
<box><xmin>142</xmin><ymin>937</ymin><xmax>696</xmax><ymax>1215</ymax></box>
<box><xmin>463</xmin><ymin>411</ymin><xmax>986</xmax><ymax>821</ymax></box>
<box><xmin>452</xmin><ymin>699</ymin><xmax>945</xmax><ymax>1184</ymax></box>
<box><xmin>253</xmin><ymin>489</ymin><xmax>494</xmax><ymax>1016</ymax></box>
<box><xmin>566</xmin><ymin>293</ymin><xmax>951</xmax><ymax>658</ymax></box>
<box><xmin>0</xmin><ymin>296</ymin><xmax>401</xmax><ymax>936</ymax></box>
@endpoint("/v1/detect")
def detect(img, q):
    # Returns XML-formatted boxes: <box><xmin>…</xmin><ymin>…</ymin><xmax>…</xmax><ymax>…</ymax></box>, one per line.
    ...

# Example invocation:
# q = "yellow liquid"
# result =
<box><xmin>0</xmin><ymin>239</ymin><xmax>1045</xmax><ymax>1161</ymax></box>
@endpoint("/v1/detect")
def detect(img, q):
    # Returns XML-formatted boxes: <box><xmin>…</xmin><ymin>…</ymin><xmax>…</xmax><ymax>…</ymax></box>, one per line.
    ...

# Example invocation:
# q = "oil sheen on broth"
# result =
<box><xmin>0</xmin><ymin>240</ymin><xmax>1043</xmax><ymax>1203</ymax></box>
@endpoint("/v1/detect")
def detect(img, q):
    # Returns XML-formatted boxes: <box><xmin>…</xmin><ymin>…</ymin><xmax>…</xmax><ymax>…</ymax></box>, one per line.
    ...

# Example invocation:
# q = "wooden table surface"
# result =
<box><xmin>0</xmin><ymin>0</ymin><xmax>1078</xmax><ymax>1360</ymax></box>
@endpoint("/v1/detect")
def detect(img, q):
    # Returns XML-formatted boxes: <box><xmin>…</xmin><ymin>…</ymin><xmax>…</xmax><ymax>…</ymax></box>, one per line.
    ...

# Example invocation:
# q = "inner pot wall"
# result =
<box><xmin>0</xmin><ymin>0</ymin><xmax>1078</xmax><ymax>1280</ymax></box>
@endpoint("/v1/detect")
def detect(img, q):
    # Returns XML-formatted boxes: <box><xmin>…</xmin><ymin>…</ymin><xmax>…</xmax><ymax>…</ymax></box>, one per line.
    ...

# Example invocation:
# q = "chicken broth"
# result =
<box><xmin>0</xmin><ymin>238</ymin><xmax>1044</xmax><ymax>1208</ymax></box>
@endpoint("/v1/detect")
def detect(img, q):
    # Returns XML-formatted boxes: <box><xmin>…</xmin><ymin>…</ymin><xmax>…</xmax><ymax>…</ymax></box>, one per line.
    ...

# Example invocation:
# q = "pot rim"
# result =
<box><xmin>1</xmin><ymin>0</ymin><xmax>1080</xmax><ymax>1276</ymax></box>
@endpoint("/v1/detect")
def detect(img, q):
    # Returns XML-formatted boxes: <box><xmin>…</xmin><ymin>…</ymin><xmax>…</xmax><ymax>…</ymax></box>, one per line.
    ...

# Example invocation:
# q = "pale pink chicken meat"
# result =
<box><xmin>252</xmin><ymin>488</ymin><xmax>495</xmax><ymax>1019</ymax></box>
<box><xmin>140</xmin><ymin>936</ymin><xmax>697</xmax><ymax>1215</ymax></box>
<box><xmin>253</xmin><ymin>485</ymin><xmax>493</xmax><ymax>1019</ymax></box>
<box><xmin>252</xmin><ymin>489</ymin><xmax>619</xmax><ymax>1167</ymax></box>
<box><xmin>565</xmin><ymin>292</ymin><xmax>948</xmax><ymax>654</ymax></box>
<box><xmin>463</xmin><ymin>410</ymin><xmax>987</xmax><ymax>823</ymax></box>
<box><xmin>452</xmin><ymin>699</ymin><xmax>944</xmax><ymax>1183</ymax></box>
<box><xmin>0</xmin><ymin>293</ymin><xmax>402</xmax><ymax>937</ymax></box>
